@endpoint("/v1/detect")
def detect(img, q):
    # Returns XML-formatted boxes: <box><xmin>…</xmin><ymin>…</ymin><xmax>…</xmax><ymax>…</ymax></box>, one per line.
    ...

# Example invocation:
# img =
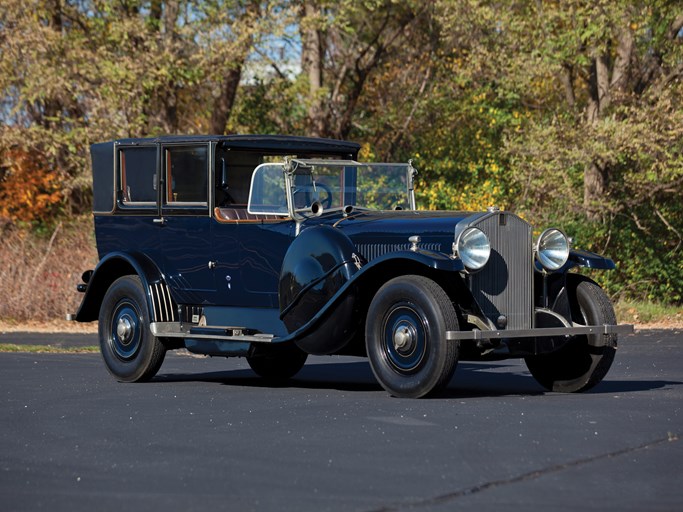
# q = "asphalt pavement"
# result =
<box><xmin>1</xmin><ymin>329</ymin><xmax>681</xmax><ymax>511</ymax></box>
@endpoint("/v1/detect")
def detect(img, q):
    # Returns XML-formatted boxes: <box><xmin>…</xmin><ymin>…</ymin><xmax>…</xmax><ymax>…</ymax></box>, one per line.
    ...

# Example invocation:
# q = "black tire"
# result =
<box><xmin>98</xmin><ymin>275</ymin><xmax>166</xmax><ymax>382</ymax></box>
<box><xmin>525</xmin><ymin>275</ymin><xmax>617</xmax><ymax>393</ymax></box>
<box><xmin>365</xmin><ymin>275</ymin><xmax>459</xmax><ymax>398</ymax></box>
<box><xmin>247</xmin><ymin>344</ymin><xmax>308</xmax><ymax>381</ymax></box>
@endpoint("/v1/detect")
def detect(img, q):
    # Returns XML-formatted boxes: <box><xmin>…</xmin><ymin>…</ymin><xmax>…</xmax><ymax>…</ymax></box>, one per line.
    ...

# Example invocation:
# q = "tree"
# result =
<box><xmin>298</xmin><ymin>0</ymin><xmax>430</xmax><ymax>139</ymax></box>
<box><xmin>0</xmin><ymin>0</ymin><xmax>276</xmax><ymax>217</ymax></box>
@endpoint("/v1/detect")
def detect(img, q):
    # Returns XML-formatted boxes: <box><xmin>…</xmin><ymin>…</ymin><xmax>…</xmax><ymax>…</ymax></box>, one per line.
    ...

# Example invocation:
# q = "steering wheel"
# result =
<box><xmin>315</xmin><ymin>183</ymin><xmax>333</xmax><ymax>209</ymax></box>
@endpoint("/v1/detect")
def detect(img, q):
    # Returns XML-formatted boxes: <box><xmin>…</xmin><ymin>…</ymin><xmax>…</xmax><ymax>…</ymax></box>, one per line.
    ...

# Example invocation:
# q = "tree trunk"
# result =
<box><xmin>210</xmin><ymin>66</ymin><xmax>243</xmax><ymax>134</ymax></box>
<box><xmin>583</xmin><ymin>161</ymin><xmax>609</xmax><ymax>218</ymax></box>
<box><xmin>586</xmin><ymin>53</ymin><xmax>610</xmax><ymax>123</ymax></box>
<box><xmin>559</xmin><ymin>64</ymin><xmax>576</xmax><ymax>109</ymax></box>
<box><xmin>582</xmin><ymin>22</ymin><xmax>635</xmax><ymax>221</ymax></box>
<box><xmin>301</xmin><ymin>0</ymin><xmax>326</xmax><ymax>137</ymax></box>
<box><xmin>209</xmin><ymin>1</ymin><xmax>259</xmax><ymax>135</ymax></box>
<box><xmin>584</xmin><ymin>53</ymin><xmax>609</xmax><ymax>220</ymax></box>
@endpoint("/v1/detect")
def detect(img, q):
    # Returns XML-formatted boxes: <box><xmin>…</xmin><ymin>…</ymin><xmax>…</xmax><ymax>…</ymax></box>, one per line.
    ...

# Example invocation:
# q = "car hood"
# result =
<box><xmin>307</xmin><ymin>209</ymin><xmax>477</xmax><ymax>258</ymax></box>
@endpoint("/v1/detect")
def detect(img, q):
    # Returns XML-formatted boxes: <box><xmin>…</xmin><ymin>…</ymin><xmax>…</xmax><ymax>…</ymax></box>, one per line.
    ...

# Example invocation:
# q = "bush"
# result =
<box><xmin>545</xmin><ymin>214</ymin><xmax>683</xmax><ymax>305</ymax></box>
<box><xmin>0</xmin><ymin>217</ymin><xmax>97</xmax><ymax>322</ymax></box>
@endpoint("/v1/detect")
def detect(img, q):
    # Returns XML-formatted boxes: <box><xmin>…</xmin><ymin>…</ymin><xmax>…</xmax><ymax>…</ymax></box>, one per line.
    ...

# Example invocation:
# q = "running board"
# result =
<box><xmin>150</xmin><ymin>322</ymin><xmax>275</xmax><ymax>343</ymax></box>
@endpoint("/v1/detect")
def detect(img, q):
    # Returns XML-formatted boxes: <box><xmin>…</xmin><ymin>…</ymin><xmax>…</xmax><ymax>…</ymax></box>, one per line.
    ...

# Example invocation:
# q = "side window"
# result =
<box><xmin>247</xmin><ymin>163</ymin><xmax>288</xmax><ymax>215</ymax></box>
<box><xmin>164</xmin><ymin>145</ymin><xmax>208</xmax><ymax>205</ymax></box>
<box><xmin>119</xmin><ymin>146</ymin><xmax>157</xmax><ymax>205</ymax></box>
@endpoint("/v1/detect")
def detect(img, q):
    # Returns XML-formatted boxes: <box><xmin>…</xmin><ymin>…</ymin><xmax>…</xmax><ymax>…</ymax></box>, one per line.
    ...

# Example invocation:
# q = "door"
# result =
<box><xmin>158</xmin><ymin>143</ymin><xmax>216</xmax><ymax>304</ymax></box>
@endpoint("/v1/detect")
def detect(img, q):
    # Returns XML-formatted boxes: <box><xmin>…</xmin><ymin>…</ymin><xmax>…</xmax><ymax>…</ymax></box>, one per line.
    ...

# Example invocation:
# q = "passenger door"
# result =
<box><xmin>158</xmin><ymin>143</ymin><xmax>216</xmax><ymax>304</ymax></box>
<box><xmin>106</xmin><ymin>144</ymin><xmax>162</xmax><ymax>262</ymax></box>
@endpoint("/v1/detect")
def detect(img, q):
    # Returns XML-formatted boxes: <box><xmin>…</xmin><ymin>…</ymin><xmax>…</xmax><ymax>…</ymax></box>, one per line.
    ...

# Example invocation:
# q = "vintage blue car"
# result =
<box><xmin>71</xmin><ymin>135</ymin><xmax>632</xmax><ymax>398</ymax></box>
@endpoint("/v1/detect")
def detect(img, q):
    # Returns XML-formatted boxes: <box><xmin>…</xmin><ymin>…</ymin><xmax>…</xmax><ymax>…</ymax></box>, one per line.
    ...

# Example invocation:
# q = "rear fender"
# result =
<box><xmin>74</xmin><ymin>252</ymin><xmax>176</xmax><ymax>323</ymax></box>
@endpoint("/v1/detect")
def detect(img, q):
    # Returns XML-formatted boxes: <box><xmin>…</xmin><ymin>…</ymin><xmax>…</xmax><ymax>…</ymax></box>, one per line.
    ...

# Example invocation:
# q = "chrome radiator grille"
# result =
<box><xmin>469</xmin><ymin>213</ymin><xmax>533</xmax><ymax>330</ymax></box>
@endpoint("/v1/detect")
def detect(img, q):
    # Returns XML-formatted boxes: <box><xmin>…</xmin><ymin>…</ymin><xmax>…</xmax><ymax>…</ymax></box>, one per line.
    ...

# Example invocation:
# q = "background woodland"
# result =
<box><xmin>1</xmin><ymin>0</ymin><xmax>682</xmax><ymax>320</ymax></box>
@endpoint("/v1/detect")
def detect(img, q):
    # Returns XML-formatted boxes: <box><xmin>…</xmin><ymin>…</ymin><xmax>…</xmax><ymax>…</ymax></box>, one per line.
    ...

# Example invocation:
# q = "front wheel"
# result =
<box><xmin>365</xmin><ymin>275</ymin><xmax>459</xmax><ymax>398</ymax></box>
<box><xmin>525</xmin><ymin>275</ymin><xmax>617</xmax><ymax>393</ymax></box>
<box><xmin>99</xmin><ymin>275</ymin><xmax>166</xmax><ymax>382</ymax></box>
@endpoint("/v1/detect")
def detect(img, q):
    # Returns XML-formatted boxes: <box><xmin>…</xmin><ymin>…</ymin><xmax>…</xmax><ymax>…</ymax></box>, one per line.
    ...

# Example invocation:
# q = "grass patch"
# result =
<box><xmin>616</xmin><ymin>300</ymin><xmax>683</xmax><ymax>326</ymax></box>
<box><xmin>0</xmin><ymin>343</ymin><xmax>99</xmax><ymax>354</ymax></box>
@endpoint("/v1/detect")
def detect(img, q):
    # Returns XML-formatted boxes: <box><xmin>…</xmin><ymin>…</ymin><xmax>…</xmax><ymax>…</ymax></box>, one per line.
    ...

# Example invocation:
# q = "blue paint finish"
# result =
<box><xmin>570</xmin><ymin>249</ymin><xmax>616</xmax><ymax>269</ymax></box>
<box><xmin>74</xmin><ymin>250</ymin><xmax>165</xmax><ymax>322</ymax></box>
<box><xmin>271</xmin><ymin>249</ymin><xmax>464</xmax><ymax>344</ymax></box>
<box><xmin>160</xmin><ymin>214</ymin><xmax>215</xmax><ymax>303</ymax></box>
<box><xmin>202</xmin><ymin>306</ymin><xmax>287</xmax><ymax>336</ymax></box>
<box><xmin>211</xmin><ymin>219</ymin><xmax>293</xmax><ymax>307</ymax></box>
<box><xmin>94</xmin><ymin>215</ymin><xmax>162</xmax><ymax>262</ymax></box>
<box><xmin>559</xmin><ymin>249</ymin><xmax>616</xmax><ymax>272</ymax></box>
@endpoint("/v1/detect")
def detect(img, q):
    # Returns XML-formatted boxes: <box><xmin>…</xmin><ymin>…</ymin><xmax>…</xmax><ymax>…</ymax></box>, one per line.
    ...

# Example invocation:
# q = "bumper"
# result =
<box><xmin>446</xmin><ymin>324</ymin><xmax>634</xmax><ymax>341</ymax></box>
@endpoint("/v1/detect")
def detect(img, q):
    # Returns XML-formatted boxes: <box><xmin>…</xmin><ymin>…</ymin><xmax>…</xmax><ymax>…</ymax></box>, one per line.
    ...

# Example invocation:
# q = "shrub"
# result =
<box><xmin>0</xmin><ymin>217</ymin><xmax>97</xmax><ymax>322</ymax></box>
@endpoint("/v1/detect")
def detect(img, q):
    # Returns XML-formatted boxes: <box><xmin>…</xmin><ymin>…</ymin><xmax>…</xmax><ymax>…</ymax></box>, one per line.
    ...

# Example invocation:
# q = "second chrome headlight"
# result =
<box><xmin>536</xmin><ymin>228</ymin><xmax>570</xmax><ymax>271</ymax></box>
<box><xmin>455</xmin><ymin>227</ymin><xmax>491</xmax><ymax>271</ymax></box>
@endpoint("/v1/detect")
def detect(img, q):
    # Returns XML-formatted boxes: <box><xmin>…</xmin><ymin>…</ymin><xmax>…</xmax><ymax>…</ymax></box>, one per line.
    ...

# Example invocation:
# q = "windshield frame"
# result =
<box><xmin>247</xmin><ymin>158</ymin><xmax>417</xmax><ymax>220</ymax></box>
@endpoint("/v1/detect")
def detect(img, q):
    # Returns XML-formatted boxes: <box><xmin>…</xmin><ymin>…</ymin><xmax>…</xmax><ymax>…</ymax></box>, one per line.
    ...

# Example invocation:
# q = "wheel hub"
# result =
<box><xmin>393</xmin><ymin>322</ymin><xmax>417</xmax><ymax>354</ymax></box>
<box><xmin>381</xmin><ymin>304</ymin><xmax>429</xmax><ymax>374</ymax></box>
<box><xmin>116</xmin><ymin>316</ymin><xmax>133</xmax><ymax>344</ymax></box>
<box><xmin>110</xmin><ymin>301</ymin><xmax>142</xmax><ymax>361</ymax></box>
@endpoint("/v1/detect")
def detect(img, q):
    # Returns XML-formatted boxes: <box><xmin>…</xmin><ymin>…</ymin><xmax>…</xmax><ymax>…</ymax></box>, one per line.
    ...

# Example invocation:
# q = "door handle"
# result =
<box><xmin>153</xmin><ymin>217</ymin><xmax>166</xmax><ymax>225</ymax></box>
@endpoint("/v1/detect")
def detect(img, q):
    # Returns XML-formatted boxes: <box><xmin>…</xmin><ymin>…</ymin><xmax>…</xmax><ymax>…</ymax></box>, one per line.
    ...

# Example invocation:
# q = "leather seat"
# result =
<box><xmin>215</xmin><ymin>206</ymin><xmax>284</xmax><ymax>223</ymax></box>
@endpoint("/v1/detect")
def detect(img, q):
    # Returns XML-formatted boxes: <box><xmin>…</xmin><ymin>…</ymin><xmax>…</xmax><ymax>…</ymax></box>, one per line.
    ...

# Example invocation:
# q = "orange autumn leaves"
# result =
<box><xmin>0</xmin><ymin>150</ymin><xmax>63</xmax><ymax>223</ymax></box>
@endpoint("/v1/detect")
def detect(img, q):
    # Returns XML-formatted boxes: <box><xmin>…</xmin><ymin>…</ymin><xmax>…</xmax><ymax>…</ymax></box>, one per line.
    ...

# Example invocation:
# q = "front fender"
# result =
<box><xmin>562</xmin><ymin>249</ymin><xmax>616</xmax><ymax>272</ymax></box>
<box><xmin>74</xmin><ymin>251</ymin><xmax>172</xmax><ymax>322</ymax></box>
<box><xmin>278</xmin><ymin>240</ymin><xmax>463</xmax><ymax>353</ymax></box>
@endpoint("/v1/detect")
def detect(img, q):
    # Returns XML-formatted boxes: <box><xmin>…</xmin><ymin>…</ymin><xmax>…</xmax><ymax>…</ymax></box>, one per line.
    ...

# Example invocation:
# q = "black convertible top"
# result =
<box><xmin>107</xmin><ymin>134</ymin><xmax>360</xmax><ymax>153</ymax></box>
<box><xmin>90</xmin><ymin>135</ymin><xmax>360</xmax><ymax>213</ymax></box>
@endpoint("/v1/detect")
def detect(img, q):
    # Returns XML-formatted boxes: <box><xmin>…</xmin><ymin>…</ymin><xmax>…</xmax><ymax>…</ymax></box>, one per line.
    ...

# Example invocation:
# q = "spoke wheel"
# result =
<box><xmin>366</xmin><ymin>275</ymin><xmax>459</xmax><ymax>398</ymax></box>
<box><xmin>525</xmin><ymin>275</ymin><xmax>617</xmax><ymax>393</ymax></box>
<box><xmin>99</xmin><ymin>275</ymin><xmax>166</xmax><ymax>382</ymax></box>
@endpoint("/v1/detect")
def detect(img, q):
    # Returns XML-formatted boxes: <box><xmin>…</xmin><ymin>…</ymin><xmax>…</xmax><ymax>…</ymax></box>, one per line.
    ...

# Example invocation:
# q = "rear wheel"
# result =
<box><xmin>525</xmin><ymin>275</ymin><xmax>617</xmax><ymax>392</ymax></box>
<box><xmin>365</xmin><ymin>275</ymin><xmax>459</xmax><ymax>398</ymax></box>
<box><xmin>247</xmin><ymin>344</ymin><xmax>308</xmax><ymax>382</ymax></box>
<box><xmin>99</xmin><ymin>275</ymin><xmax>166</xmax><ymax>382</ymax></box>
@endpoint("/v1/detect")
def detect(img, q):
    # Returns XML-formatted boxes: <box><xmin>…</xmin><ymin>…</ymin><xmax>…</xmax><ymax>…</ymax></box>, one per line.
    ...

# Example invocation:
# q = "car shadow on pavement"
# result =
<box><xmin>588</xmin><ymin>379</ymin><xmax>683</xmax><ymax>393</ymax></box>
<box><xmin>153</xmin><ymin>360</ymin><xmax>682</xmax><ymax>397</ymax></box>
<box><xmin>154</xmin><ymin>362</ymin><xmax>382</xmax><ymax>393</ymax></box>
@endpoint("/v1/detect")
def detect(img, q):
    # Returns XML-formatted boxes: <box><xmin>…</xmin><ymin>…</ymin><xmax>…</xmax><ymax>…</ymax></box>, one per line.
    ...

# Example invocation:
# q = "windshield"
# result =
<box><xmin>248</xmin><ymin>159</ymin><xmax>415</xmax><ymax>216</ymax></box>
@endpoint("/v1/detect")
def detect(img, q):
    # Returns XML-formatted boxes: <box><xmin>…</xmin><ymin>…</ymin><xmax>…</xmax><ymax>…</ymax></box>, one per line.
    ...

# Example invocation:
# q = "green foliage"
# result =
<box><xmin>615</xmin><ymin>299</ymin><xmax>683</xmax><ymax>326</ymax></box>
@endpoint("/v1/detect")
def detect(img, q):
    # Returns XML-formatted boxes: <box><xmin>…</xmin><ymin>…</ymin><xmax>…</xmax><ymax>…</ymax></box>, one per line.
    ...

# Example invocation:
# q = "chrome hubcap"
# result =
<box><xmin>116</xmin><ymin>317</ymin><xmax>133</xmax><ymax>344</ymax></box>
<box><xmin>392</xmin><ymin>321</ymin><xmax>417</xmax><ymax>354</ymax></box>
<box><xmin>383</xmin><ymin>305</ymin><xmax>427</xmax><ymax>374</ymax></box>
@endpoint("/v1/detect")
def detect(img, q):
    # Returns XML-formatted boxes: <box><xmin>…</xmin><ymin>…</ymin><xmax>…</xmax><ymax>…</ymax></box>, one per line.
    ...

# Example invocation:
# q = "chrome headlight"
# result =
<box><xmin>455</xmin><ymin>227</ymin><xmax>491</xmax><ymax>271</ymax></box>
<box><xmin>536</xmin><ymin>228</ymin><xmax>570</xmax><ymax>271</ymax></box>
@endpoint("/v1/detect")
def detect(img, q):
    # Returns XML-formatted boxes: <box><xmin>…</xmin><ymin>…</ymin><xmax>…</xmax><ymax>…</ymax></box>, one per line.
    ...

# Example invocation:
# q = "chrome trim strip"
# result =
<box><xmin>150</xmin><ymin>322</ymin><xmax>274</xmax><ymax>343</ymax></box>
<box><xmin>162</xmin><ymin>284</ymin><xmax>173</xmax><ymax>321</ymax></box>
<box><xmin>446</xmin><ymin>324</ymin><xmax>634</xmax><ymax>341</ymax></box>
<box><xmin>148</xmin><ymin>282</ymin><xmax>176</xmax><ymax>323</ymax></box>
<box><xmin>152</xmin><ymin>285</ymin><xmax>163</xmax><ymax>321</ymax></box>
